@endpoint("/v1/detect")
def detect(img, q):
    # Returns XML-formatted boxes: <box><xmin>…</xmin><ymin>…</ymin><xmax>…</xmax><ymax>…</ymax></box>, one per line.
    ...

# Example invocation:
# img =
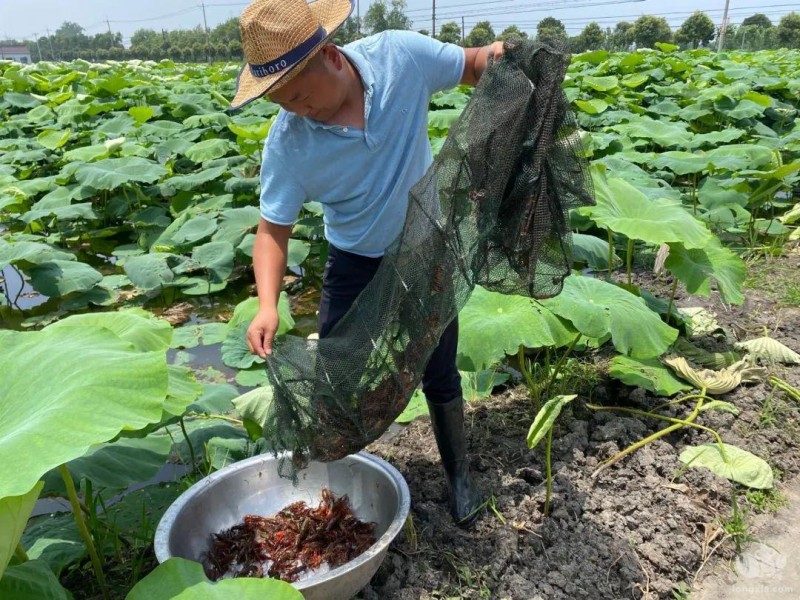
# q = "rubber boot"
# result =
<box><xmin>426</xmin><ymin>396</ymin><xmax>484</xmax><ymax>528</ymax></box>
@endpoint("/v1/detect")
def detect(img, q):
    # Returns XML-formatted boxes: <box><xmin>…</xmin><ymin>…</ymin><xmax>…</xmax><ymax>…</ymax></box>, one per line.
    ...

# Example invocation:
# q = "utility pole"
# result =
<box><xmin>45</xmin><ymin>28</ymin><xmax>56</xmax><ymax>60</ymax></box>
<box><xmin>432</xmin><ymin>0</ymin><xmax>436</xmax><ymax>38</ymax></box>
<box><xmin>201</xmin><ymin>1</ymin><xmax>211</xmax><ymax>62</ymax></box>
<box><xmin>33</xmin><ymin>33</ymin><xmax>43</xmax><ymax>62</ymax></box>
<box><xmin>461</xmin><ymin>16</ymin><xmax>465</xmax><ymax>44</ymax></box>
<box><xmin>717</xmin><ymin>0</ymin><xmax>730</xmax><ymax>52</ymax></box>
<box><xmin>106</xmin><ymin>17</ymin><xmax>112</xmax><ymax>35</ymax></box>
<box><xmin>357</xmin><ymin>0</ymin><xmax>360</xmax><ymax>37</ymax></box>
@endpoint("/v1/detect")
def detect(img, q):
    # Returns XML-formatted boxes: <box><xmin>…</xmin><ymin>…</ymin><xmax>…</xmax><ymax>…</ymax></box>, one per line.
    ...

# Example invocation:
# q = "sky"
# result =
<box><xmin>1</xmin><ymin>0</ymin><xmax>798</xmax><ymax>44</ymax></box>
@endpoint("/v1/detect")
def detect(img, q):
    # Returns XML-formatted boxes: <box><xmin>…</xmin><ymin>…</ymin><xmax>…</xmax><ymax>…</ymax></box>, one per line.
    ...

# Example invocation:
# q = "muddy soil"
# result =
<box><xmin>359</xmin><ymin>250</ymin><xmax>800</xmax><ymax>600</ymax></box>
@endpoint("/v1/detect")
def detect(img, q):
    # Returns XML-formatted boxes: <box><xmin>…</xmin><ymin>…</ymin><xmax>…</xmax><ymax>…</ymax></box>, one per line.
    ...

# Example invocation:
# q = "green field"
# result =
<box><xmin>1</xmin><ymin>45</ymin><xmax>799</xmax><ymax>597</ymax></box>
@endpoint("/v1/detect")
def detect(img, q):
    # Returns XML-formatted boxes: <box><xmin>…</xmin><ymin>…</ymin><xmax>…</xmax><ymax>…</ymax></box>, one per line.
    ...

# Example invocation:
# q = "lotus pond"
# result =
<box><xmin>1</xmin><ymin>45</ymin><xmax>800</xmax><ymax>599</ymax></box>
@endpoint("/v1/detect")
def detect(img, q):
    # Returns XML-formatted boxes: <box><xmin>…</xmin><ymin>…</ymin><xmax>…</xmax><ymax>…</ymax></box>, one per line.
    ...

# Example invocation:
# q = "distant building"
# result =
<box><xmin>0</xmin><ymin>46</ymin><xmax>32</xmax><ymax>63</ymax></box>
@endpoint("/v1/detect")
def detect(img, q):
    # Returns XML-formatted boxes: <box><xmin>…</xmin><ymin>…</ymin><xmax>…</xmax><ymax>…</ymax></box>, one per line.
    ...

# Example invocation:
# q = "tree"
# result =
<box><xmin>364</xmin><ymin>0</ymin><xmax>389</xmax><ymax>34</ymax></box>
<box><xmin>417</xmin><ymin>29</ymin><xmax>429</xmax><ymax>37</ymax></box>
<box><xmin>332</xmin><ymin>17</ymin><xmax>361</xmax><ymax>45</ymax></box>
<box><xmin>777</xmin><ymin>12</ymin><xmax>800</xmax><ymax>48</ymax></box>
<box><xmin>608</xmin><ymin>21</ymin><xmax>634</xmax><ymax>50</ymax></box>
<box><xmin>437</xmin><ymin>21</ymin><xmax>462</xmax><ymax>45</ymax></box>
<box><xmin>464</xmin><ymin>21</ymin><xmax>495</xmax><ymax>47</ymax></box>
<box><xmin>576</xmin><ymin>22</ymin><xmax>605</xmax><ymax>52</ymax></box>
<box><xmin>632</xmin><ymin>15</ymin><xmax>672</xmax><ymax>48</ymax></box>
<box><xmin>675</xmin><ymin>11</ymin><xmax>716</xmax><ymax>48</ymax></box>
<box><xmin>56</xmin><ymin>21</ymin><xmax>84</xmax><ymax>38</ymax></box>
<box><xmin>741</xmin><ymin>14</ymin><xmax>773</xmax><ymax>29</ymax></box>
<box><xmin>536</xmin><ymin>17</ymin><xmax>567</xmax><ymax>48</ymax></box>
<box><xmin>386</xmin><ymin>0</ymin><xmax>412</xmax><ymax>31</ymax></box>
<box><xmin>496</xmin><ymin>25</ymin><xmax>528</xmax><ymax>43</ymax></box>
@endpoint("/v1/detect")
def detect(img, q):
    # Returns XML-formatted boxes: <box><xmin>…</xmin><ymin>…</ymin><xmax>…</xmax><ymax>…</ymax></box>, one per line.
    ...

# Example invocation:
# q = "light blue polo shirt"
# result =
<box><xmin>258</xmin><ymin>31</ymin><xmax>465</xmax><ymax>257</ymax></box>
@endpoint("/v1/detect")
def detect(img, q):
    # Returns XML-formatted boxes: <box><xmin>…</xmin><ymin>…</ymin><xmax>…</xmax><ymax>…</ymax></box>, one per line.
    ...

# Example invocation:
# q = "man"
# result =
<box><xmin>235</xmin><ymin>0</ymin><xmax>503</xmax><ymax>527</ymax></box>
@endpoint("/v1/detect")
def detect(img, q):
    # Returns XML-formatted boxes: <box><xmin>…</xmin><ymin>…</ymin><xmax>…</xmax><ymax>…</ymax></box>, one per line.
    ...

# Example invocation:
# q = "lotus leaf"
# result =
<box><xmin>608</xmin><ymin>356</ymin><xmax>691</xmax><ymax>396</ymax></box>
<box><xmin>0</xmin><ymin>482</ymin><xmax>43</xmax><ymax>580</ymax></box>
<box><xmin>527</xmin><ymin>395</ymin><xmax>577</xmax><ymax>449</ymax></box>
<box><xmin>542</xmin><ymin>275</ymin><xmax>678</xmax><ymax>358</ymax></box>
<box><xmin>127</xmin><ymin>557</ymin><xmax>303</xmax><ymax>599</ymax></box>
<box><xmin>664</xmin><ymin>357</ymin><xmax>765</xmax><ymax>395</ymax></box>
<box><xmin>734</xmin><ymin>337</ymin><xmax>800</xmax><ymax>365</ymax></box>
<box><xmin>72</xmin><ymin>157</ymin><xmax>167</xmax><ymax>190</ymax></box>
<box><xmin>664</xmin><ymin>238</ymin><xmax>745</xmax><ymax>305</ymax></box>
<box><xmin>457</xmin><ymin>286</ymin><xmax>576</xmax><ymax>371</ymax></box>
<box><xmin>0</xmin><ymin>317</ymin><xmax>168</xmax><ymax>499</ymax></box>
<box><xmin>680</xmin><ymin>443</ymin><xmax>773</xmax><ymax>489</ymax></box>
<box><xmin>0</xmin><ymin>559</ymin><xmax>72</xmax><ymax>600</ymax></box>
<box><xmin>184</xmin><ymin>139</ymin><xmax>231</xmax><ymax>163</ymax></box>
<box><xmin>28</xmin><ymin>260</ymin><xmax>104</xmax><ymax>298</ymax></box>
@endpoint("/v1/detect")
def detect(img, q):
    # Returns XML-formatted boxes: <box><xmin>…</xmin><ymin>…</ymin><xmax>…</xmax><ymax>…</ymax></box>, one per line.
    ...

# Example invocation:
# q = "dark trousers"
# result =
<box><xmin>318</xmin><ymin>244</ymin><xmax>461</xmax><ymax>405</ymax></box>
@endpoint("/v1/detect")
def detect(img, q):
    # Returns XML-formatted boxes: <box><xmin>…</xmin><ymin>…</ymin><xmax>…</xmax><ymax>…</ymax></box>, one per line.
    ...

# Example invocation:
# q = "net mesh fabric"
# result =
<box><xmin>262</xmin><ymin>40</ymin><xmax>594</xmax><ymax>476</ymax></box>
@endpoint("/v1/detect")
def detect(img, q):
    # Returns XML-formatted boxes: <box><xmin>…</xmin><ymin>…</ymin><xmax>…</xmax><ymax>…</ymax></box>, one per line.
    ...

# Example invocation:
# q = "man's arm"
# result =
<box><xmin>461</xmin><ymin>41</ymin><xmax>505</xmax><ymax>86</ymax></box>
<box><xmin>246</xmin><ymin>217</ymin><xmax>293</xmax><ymax>358</ymax></box>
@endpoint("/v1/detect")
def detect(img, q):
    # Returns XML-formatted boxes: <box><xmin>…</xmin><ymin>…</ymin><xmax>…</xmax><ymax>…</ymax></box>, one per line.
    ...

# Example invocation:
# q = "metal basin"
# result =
<box><xmin>154</xmin><ymin>451</ymin><xmax>410</xmax><ymax>600</ymax></box>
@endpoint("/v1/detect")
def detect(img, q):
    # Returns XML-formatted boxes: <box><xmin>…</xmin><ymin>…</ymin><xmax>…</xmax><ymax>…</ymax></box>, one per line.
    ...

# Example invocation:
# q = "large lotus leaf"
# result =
<box><xmin>164</xmin><ymin>365</ymin><xmax>204</xmax><ymax>416</ymax></box>
<box><xmin>734</xmin><ymin>337</ymin><xmax>800</xmax><ymax>365</ymax></box>
<box><xmin>689</xmin><ymin>129</ymin><xmax>746</xmax><ymax>149</ymax></box>
<box><xmin>590</xmin><ymin>168</ymin><xmax>712</xmax><ymax>249</ymax></box>
<box><xmin>664</xmin><ymin>357</ymin><xmax>764</xmax><ymax>395</ymax></box>
<box><xmin>36</xmin><ymin>129</ymin><xmax>71</xmax><ymax>150</ymax></box>
<box><xmin>542</xmin><ymin>275</ymin><xmax>678</xmax><ymax>359</ymax></box>
<box><xmin>583</xmin><ymin>75</ymin><xmax>619</xmax><ymax>92</ymax></box>
<box><xmin>222</xmin><ymin>294</ymin><xmax>294</xmax><ymax>369</ymax></box>
<box><xmin>571</xmin><ymin>233</ymin><xmax>621</xmax><ymax>270</ymax></box>
<box><xmin>457</xmin><ymin>286</ymin><xmax>576</xmax><ymax>371</ymax></box>
<box><xmin>431</xmin><ymin>90</ymin><xmax>470</xmax><ymax>109</ymax></box>
<box><xmin>28</xmin><ymin>260</ymin><xmax>103</xmax><ymax>298</ymax></box>
<box><xmin>123</xmin><ymin>253</ymin><xmax>177</xmax><ymax>290</ymax></box>
<box><xmin>665</xmin><ymin>239</ymin><xmax>745</xmax><ymax>305</ymax></box>
<box><xmin>4</xmin><ymin>92</ymin><xmax>41</xmax><ymax>109</ymax></box>
<box><xmin>0</xmin><ymin>559</ymin><xmax>72</xmax><ymax>600</ymax></box>
<box><xmin>428</xmin><ymin>108</ymin><xmax>462</xmax><ymax>135</ymax></box>
<box><xmin>0</xmin><ymin>482</ymin><xmax>43</xmax><ymax>580</ymax></box>
<box><xmin>527</xmin><ymin>395</ymin><xmax>577</xmax><ymax>449</ymax></box>
<box><xmin>48</xmin><ymin>309</ymin><xmax>172</xmax><ymax>352</ymax></box>
<box><xmin>22</xmin><ymin>512</ymin><xmax>84</xmax><ymax>576</ymax></box>
<box><xmin>0</xmin><ymin>323</ymin><xmax>168</xmax><ymax>499</ymax></box>
<box><xmin>608</xmin><ymin>356</ymin><xmax>690</xmax><ymax>396</ymax></box>
<box><xmin>160</xmin><ymin>165</ymin><xmax>228</xmax><ymax>193</ymax></box>
<box><xmin>41</xmin><ymin>436</ymin><xmax>171</xmax><ymax>496</ymax></box>
<box><xmin>63</xmin><ymin>142</ymin><xmax>110</xmax><ymax>163</ymax></box>
<box><xmin>287</xmin><ymin>238</ymin><xmax>311</xmax><ymax>267</ymax></box>
<box><xmin>611</xmin><ymin>117</ymin><xmax>693</xmax><ymax>147</ymax></box>
<box><xmin>212</xmin><ymin>206</ymin><xmax>260</xmax><ymax>246</ymax></box>
<box><xmin>575</xmin><ymin>99</ymin><xmax>609</xmax><ymax>115</ymax></box>
<box><xmin>680</xmin><ymin>444</ymin><xmax>773</xmax><ymax>489</ymax></box>
<box><xmin>174</xmin><ymin>215</ymin><xmax>219</xmax><ymax>245</ymax></box>
<box><xmin>231</xmin><ymin>385</ymin><xmax>274</xmax><ymax>431</ymax></box>
<box><xmin>651</xmin><ymin>151</ymin><xmax>711</xmax><ymax>175</ymax></box>
<box><xmin>0</xmin><ymin>240</ymin><xmax>74</xmax><ymax>270</ymax></box>
<box><xmin>188</xmin><ymin>383</ymin><xmax>239</xmax><ymax>414</ymax></box>
<box><xmin>22</xmin><ymin>202</ymin><xmax>98</xmax><ymax>224</ymax></box>
<box><xmin>127</xmin><ymin>557</ymin><xmax>303</xmax><ymax>599</ymax></box>
<box><xmin>184</xmin><ymin>139</ymin><xmax>232</xmax><ymax>163</ymax></box>
<box><xmin>191</xmin><ymin>241</ymin><xmax>235</xmax><ymax>282</ymax></box>
<box><xmin>705</xmin><ymin>144</ymin><xmax>775</xmax><ymax>172</ymax></box>
<box><xmin>72</xmin><ymin>157</ymin><xmax>167</xmax><ymax>190</ymax></box>
<box><xmin>228</xmin><ymin>120</ymin><xmax>272</xmax><ymax>141</ymax></box>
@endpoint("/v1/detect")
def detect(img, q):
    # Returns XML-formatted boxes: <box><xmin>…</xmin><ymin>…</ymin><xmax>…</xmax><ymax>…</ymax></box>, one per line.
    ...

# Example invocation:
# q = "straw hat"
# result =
<box><xmin>230</xmin><ymin>0</ymin><xmax>353</xmax><ymax>109</ymax></box>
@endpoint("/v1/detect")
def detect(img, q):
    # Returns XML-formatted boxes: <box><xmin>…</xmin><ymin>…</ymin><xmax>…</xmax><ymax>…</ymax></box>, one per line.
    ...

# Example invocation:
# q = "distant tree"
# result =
<box><xmin>777</xmin><ymin>12</ymin><xmax>800</xmax><ymax>48</ymax></box>
<box><xmin>536</xmin><ymin>17</ymin><xmax>568</xmax><ymax>48</ymax></box>
<box><xmin>741</xmin><ymin>14</ymin><xmax>773</xmax><ymax>29</ymax></box>
<box><xmin>364</xmin><ymin>0</ymin><xmax>389</xmax><ymax>34</ymax></box>
<box><xmin>437</xmin><ymin>21</ymin><xmax>462</xmax><ymax>44</ymax></box>
<box><xmin>211</xmin><ymin>17</ymin><xmax>240</xmax><ymax>44</ymax></box>
<box><xmin>576</xmin><ymin>22</ymin><xmax>605</xmax><ymax>51</ymax></box>
<box><xmin>608</xmin><ymin>21</ymin><xmax>634</xmax><ymax>50</ymax></box>
<box><xmin>387</xmin><ymin>0</ymin><xmax>412</xmax><ymax>30</ymax></box>
<box><xmin>332</xmin><ymin>17</ymin><xmax>361</xmax><ymax>45</ymax></box>
<box><xmin>496</xmin><ymin>25</ymin><xmax>529</xmax><ymax>42</ymax></box>
<box><xmin>632</xmin><ymin>15</ymin><xmax>672</xmax><ymax>48</ymax></box>
<box><xmin>56</xmin><ymin>21</ymin><xmax>84</xmax><ymax>38</ymax></box>
<box><xmin>417</xmin><ymin>29</ymin><xmax>429</xmax><ymax>37</ymax></box>
<box><xmin>675</xmin><ymin>11</ymin><xmax>716</xmax><ymax>48</ymax></box>
<box><xmin>464</xmin><ymin>21</ymin><xmax>495</xmax><ymax>47</ymax></box>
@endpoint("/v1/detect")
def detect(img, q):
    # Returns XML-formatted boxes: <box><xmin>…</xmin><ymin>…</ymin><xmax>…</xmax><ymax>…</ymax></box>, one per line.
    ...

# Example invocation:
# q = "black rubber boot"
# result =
<box><xmin>427</xmin><ymin>396</ymin><xmax>484</xmax><ymax>528</ymax></box>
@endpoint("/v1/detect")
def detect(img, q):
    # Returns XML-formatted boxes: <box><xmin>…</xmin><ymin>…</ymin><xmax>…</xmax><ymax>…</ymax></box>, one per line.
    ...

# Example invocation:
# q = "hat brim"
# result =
<box><xmin>230</xmin><ymin>0</ymin><xmax>353</xmax><ymax>110</ymax></box>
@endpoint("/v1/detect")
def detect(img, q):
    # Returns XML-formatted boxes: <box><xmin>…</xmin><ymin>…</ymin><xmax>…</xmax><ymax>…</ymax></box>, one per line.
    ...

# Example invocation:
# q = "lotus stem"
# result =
<box><xmin>666</xmin><ymin>277</ymin><xmax>679</xmax><ymax>325</ymax></box>
<box><xmin>626</xmin><ymin>238</ymin><xmax>634</xmax><ymax>285</ymax></box>
<box><xmin>589</xmin><ymin>389</ymin><xmax>709</xmax><ymax>478</ymax></box>
<box><xmin>179</xmin><ymin>417</ymin><xmax>197</xmax><ymax>473</ymax></box>
<box><xmin>544</xmin><ymin>426</ymin><xmax>553</xmax><ymax>517</ymax></box>
<box><xmin>14</xmin><ymin>543</ymin><xmax>28</xmax><ymax>562</ymax></box>
<box><xmin>770</xmin><ymin>376</ymin><xmax>800</xmax><ymax>403</ymax></box>
<box><xmin>691</xmin><ymin>173</ymin><xmax>698</xmax><ymax>216</ymax></box>
<box><xmin>546</xmin><ymin>332</ymin><xmax>582</xmax><ymax>391</ymax></box>
<box><xmin>59</xmin><ymin>464</ymin><xmax>108</xmax><ymax>596</ymax></box>
<box><xmin>607</xmin><ymin>228</ymin><xmax>614</xmax><ymax>278</ymax></box>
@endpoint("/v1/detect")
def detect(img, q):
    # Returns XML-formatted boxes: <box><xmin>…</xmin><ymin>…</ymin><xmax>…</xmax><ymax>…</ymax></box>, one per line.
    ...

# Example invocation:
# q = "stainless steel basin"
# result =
<box><xmin>154</xmin><ymin>451</ymin><xmax>410</xmax><ymax>600</ymax></box>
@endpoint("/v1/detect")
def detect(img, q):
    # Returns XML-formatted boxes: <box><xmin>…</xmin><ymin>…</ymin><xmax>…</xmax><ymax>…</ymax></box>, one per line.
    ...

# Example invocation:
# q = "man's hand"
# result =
<box><xmin>246</xmin><ymin>307</ymin><xmax>280</xmax><ymax>358</ymax></box>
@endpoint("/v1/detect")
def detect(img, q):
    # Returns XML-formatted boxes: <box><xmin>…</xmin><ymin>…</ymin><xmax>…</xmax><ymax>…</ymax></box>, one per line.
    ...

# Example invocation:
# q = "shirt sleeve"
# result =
<box><xmin>259</xmin><ymin>142</ymin><xmax>307</xmax><ymax>226</ymax></box>
<box><xmin>392</xmin><ymin>31</ymin><xmax>465</xmax><ymax>95</ymax></box>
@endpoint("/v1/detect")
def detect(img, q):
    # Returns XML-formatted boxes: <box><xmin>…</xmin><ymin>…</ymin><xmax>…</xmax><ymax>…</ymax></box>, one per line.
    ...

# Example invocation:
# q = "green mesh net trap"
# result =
<box><xmin>260</xmin><ymin>40</ymin><xmax>594</xmax><ymax>475</ymax></box>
